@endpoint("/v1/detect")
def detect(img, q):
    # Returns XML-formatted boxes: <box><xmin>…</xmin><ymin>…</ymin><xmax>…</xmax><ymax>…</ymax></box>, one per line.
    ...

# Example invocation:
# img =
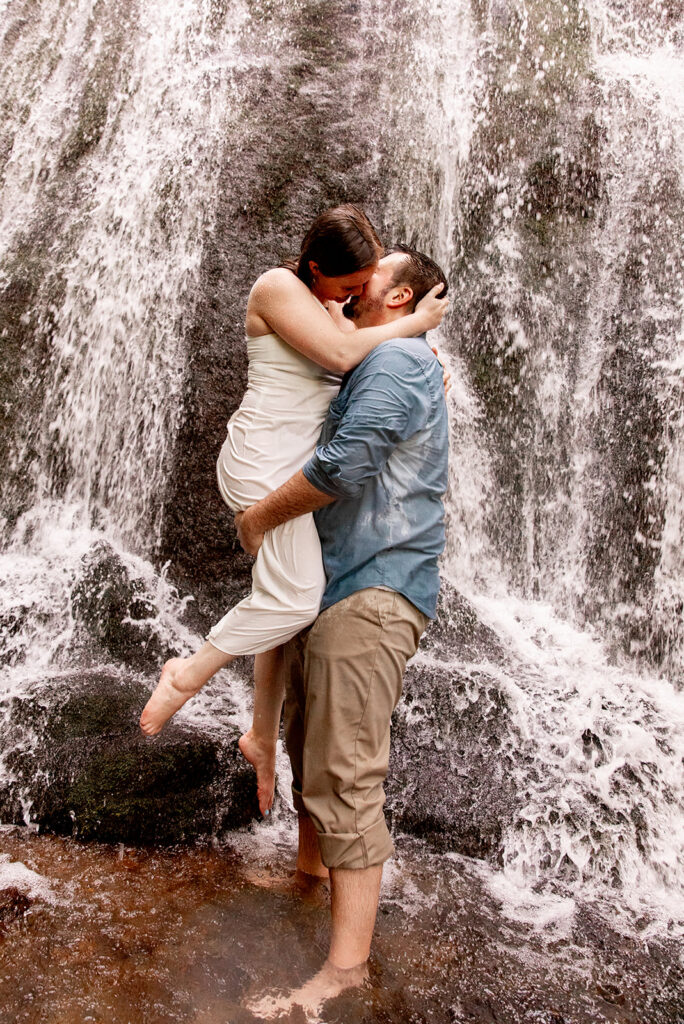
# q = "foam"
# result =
<box><xmin>0</xmin><ymin>854</ymin><xmax>55</xmax><ymax>904</ymax></box>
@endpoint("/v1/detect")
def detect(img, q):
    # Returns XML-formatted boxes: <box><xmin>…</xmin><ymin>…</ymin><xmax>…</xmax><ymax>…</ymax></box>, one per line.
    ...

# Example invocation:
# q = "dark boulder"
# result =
<box><xmin>69</xmin><ymin>541</ymin><xmax>173</xmax><ymax>672</ymax></box>
<box><xmin>387</xmin><ymin>582</ymin><xmax>519</xmax><ymax>861</ymax></box>
<box><xmin>389</xmin><ymin>661</ymin><xmax>518</xmax><ymax>862</ymax></box>
<box><xmin>420</xmin><ymin>579</ymin><xmax>507</xmax><ymax>665</ymax></box>
<box><xmin>0</xmin><ymin>669</ymin><xmax>258</xmax><ymax>843</ymax></box>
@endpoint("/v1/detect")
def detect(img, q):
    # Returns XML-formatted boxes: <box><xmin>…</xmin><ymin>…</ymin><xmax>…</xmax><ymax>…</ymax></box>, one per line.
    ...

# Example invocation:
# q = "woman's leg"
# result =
<box><xmin>238</xmin><ymin>645</ymin><xmax>285</xmax><ymax>816</ymax></box>
<box><xmin>139</xmin><ymin>641</ymin><xmax>235</xmax><ymax>735</ymax></box>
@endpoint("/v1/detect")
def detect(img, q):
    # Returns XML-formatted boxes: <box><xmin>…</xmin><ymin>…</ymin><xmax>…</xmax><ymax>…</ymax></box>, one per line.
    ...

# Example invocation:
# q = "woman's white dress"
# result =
<box><xmin>207</xmin><ymin>331</ymin><xmax>341</xmax><ymax>655</ymax></box>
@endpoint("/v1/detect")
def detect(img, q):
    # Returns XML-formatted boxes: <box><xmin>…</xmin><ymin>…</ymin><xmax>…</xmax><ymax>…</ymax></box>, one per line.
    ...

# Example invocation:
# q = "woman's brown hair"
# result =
<box><xmin>286</xmin><ymin>204</ymin><xmax>383</xmax><ymax>287</ymax></box>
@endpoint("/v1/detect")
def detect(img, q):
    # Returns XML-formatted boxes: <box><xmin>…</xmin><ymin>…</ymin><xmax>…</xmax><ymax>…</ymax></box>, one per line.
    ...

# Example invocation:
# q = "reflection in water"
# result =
<box><xmin>1</xmin><ymin>825</ymin><xmax>681</xmax><ymax>1024</ymax></box>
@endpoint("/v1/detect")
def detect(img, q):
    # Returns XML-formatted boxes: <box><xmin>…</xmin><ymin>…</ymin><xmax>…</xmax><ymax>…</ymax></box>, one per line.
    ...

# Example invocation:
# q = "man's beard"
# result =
<box><xmin>343</xmin><ymin>288</ymin><xmax>390</xmax><ymax>324</ymax></box>
<box><xmin>342</xmin><ymin>296</ymin><xmax>360</xmax><ymax>320</ymax></box>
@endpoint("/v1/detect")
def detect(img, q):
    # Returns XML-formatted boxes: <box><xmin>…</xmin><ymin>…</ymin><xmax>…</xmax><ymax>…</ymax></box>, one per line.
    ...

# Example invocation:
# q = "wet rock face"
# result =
<box><xmin>69</xmin><ymin>541</ymin><xmax>170</xmax><ymax>672</ymax></box>
<box><xmin>420</xmin><ymin>580</ymin><xmax>507</xmax><ymax>666</ymax></box>
<box><xmin>165</xmin><ymin>0</ymin><xmax>486</xmax><ymax>617</ymax></box>
<box><xmin>388</xmin><ymin>586</ymin><xmax>516</xmax><ymax>861</ymax></box>
<box><xmin>0</xmin><ymin>267</ymin><xmax>54</xmax><ymax>540</ymax></box>
<box><xmin>446</xmin><ymin>1</ymin><xmax>683</xmax><ymax>670</ymax></box>
<box><xmin>389</xmin><ymin>659</ymin><xmax>515</xmax><ymax>861</ymax></box>
<box><xmin>156</xmin><ymin>0</ymin><xmax>391</xmax><ymax>613</ymax></box>
<box><xmin>0</xmin><ymin>605</ymin><xmax>30</xmax><ymax>667</ymax></box>
<box><xmin>3</xmin><ymin>0</ymin><xmax>681</xmax><ymax>675</ymax></box>
<box><xmin>0</xmin><ymin>670</ymin><xmax>257</xmax><ymax>843</ymax></box>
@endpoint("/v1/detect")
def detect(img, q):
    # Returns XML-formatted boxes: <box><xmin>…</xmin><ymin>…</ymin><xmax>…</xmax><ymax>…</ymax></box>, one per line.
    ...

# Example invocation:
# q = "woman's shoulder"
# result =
<box><xmin>251</xmin><ymin>266</ymin><xmax>304</xmax><ymax>298</ymax></box>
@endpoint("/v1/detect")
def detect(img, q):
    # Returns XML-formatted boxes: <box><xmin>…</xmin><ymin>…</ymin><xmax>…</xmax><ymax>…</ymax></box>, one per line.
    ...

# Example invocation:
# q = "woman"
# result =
<box><xmin>140</xmin><ymin>205</ymin><xmax>448</xmax><ymax>814</ymax></box>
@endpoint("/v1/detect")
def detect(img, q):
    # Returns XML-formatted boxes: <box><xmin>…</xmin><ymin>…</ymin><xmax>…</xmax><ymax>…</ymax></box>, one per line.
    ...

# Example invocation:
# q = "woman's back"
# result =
<box><xmin>216</xmin><ymin>331</ymin><xmax>341</xmax><ymax>511</ymax></box>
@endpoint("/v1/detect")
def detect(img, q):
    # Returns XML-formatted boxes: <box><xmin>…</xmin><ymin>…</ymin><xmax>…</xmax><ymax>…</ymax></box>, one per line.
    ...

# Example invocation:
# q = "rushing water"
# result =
<box><xmin>1</xmin><ymin>0</ymin><xmax>683</xmax><ymax>1019</ymax></box>
<box><xmin>1</xmin><ymin>824</ymin><xmax>682</xmax><ymax>1024</ymax></box>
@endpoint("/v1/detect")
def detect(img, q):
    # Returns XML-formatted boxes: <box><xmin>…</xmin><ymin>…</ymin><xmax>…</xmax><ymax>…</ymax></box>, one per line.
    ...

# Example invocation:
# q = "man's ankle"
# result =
<box><xmin>295</xmin><ymin>860</ymin><xmax>329</xmax><ymax>880</ymax></box>
<box><xmin>293</xmin><ymin>867</ymin><xmax>330</xmax><ymax>887</ymax></box>
<box><xmin>323</xmin><ymin>957</ymin><xmax>369</xmax><ymax>977</ymax></box>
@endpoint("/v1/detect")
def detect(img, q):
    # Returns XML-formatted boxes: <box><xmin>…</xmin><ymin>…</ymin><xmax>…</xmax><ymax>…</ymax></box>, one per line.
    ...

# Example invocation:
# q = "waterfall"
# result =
<box><xmin>0</xmin><ymin>0</ymin><xmax>682</xmax><ymax>945</ymax></box>
<box><xmin>1</xmin><ymin>0</ymin><xmax>256</xmax><ymax>551</ymax></box>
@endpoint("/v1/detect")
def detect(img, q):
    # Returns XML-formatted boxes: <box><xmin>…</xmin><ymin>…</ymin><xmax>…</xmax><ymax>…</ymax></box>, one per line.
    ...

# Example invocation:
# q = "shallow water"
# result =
<box><xmin>1</xmin><ymin>824</ymin><xmax>682</xmax><ymax>1024</ymax></box>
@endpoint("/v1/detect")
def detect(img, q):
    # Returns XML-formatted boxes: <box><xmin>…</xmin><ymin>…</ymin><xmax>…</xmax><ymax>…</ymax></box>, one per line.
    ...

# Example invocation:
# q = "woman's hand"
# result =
<box><xmin>414</xmin><ymin>283</ymin><xmax>449</xmax><ymax>333</ymax></box>
<box><xmin>432</xmin><ymin>346</ymin><xmax>452</xmax><ymax>396</ymax></box>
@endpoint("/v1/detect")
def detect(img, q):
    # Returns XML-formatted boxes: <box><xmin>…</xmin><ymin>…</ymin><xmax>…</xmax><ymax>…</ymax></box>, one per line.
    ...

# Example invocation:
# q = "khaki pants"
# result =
<box><xmin>282</xmin><ymin>588</ymin><xmax>427</xmax><ymax>870</ymax></box>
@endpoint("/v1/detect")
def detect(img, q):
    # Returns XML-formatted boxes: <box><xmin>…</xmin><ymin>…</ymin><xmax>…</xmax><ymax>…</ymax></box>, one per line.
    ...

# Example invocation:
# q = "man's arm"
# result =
<box><xmin>235</xmin><ymin>470</ymin><xmax>335</xmax><ymax>555</ymax></box>
<box><xmin>236</xmin><ymin>347</ymin><xmax>435</xmax><ymax>555</ymax></box>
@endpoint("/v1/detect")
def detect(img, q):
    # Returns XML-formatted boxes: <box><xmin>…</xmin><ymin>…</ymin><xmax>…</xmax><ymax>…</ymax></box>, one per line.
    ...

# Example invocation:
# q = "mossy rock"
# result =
<box><xmin>0</xmin><ymin>669</ymin><xmax>258</xmax><ymax>843</ymax></box>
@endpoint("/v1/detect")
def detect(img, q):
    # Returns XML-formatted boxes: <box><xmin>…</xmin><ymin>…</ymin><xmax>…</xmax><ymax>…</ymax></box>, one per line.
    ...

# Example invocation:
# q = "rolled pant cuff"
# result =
<box><xmin>316</xmin><ymin>816</ymin><xmax>394</xmax><ymax>870</ymax></box>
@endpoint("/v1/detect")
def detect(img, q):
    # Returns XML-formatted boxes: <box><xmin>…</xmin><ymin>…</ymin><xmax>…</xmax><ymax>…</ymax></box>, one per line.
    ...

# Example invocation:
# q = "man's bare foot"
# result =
<box><xmin>245</xmin><ymin>960</ymin><xmax>369</xmax><ymax>1020</ymax></box>
<box><xmin>244</xmin><ymin>867</ymin><xmax>330</xmax><ymax>903</ymax></box>
<box><xmin>238</xmin><ymin>728</ymin><xmax>277</xmax><ymax>815</ymax></box>
<box><xmin>139</xmin><ymin>657</ymin><xmax>205</xmax><ymax>736</ymax></box>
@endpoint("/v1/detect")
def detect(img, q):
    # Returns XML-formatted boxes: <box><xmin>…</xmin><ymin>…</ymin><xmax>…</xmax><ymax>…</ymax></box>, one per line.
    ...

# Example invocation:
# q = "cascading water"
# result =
<box><xmin>0</xmin><ymin>0</ymin><xmax>259</xmax><ymax>678</ymax></box>
<box><xmin>1</xmin><ymin>0</ymin><xmax>683</xmax><ymax>1014</ymax></box>
<box><xmin>395</xmin><ymin>0</ymin><xmax>684</xmax><ymax>941</ymax></box>
<box><xmin>1</xmin><ymin>0</ymin><xmax>253</xmax><ymax>549</ymax></box>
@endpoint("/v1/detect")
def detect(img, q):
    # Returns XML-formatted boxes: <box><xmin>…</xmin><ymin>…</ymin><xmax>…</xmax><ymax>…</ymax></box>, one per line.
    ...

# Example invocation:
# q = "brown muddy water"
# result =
<box><xmin>0</xmin><ymin>824</ymin><xmax>681</xmax><ymax>1024</ymax></box>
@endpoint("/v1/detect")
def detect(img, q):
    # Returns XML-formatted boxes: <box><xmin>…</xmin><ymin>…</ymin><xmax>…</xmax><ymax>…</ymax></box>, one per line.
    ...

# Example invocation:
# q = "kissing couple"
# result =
<box><xmin>141</xmin><ymin>204</ymin><xmax>449</xmax><ymax>1016</ymax></box>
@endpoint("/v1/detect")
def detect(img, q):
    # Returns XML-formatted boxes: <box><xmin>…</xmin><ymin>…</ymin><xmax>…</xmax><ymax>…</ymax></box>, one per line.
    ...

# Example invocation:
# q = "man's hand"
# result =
<box><xmin>233</xmin><ymin>471</ymin><xmax>335</xmax><ymax>556</ymax></box>
<box><xmin>235</xmin><ymin>508</ymin><xmax>265</xmax><ymax>556</ymax></box>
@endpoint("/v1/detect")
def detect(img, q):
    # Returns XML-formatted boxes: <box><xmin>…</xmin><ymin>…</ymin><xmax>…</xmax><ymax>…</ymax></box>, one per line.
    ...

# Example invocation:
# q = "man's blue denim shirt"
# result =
<box><xmin>302</xmin><ymin>337</ymin><xmax>449</xmax><ymax>619</ymax></box>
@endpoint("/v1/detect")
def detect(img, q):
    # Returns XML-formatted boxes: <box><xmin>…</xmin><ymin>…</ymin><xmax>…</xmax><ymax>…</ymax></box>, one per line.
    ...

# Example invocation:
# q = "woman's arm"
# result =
<box><xmin>326</xmin><ymin>299</ymin><xmax>357</xmax><ymax>334</ymax></box>
<box><xmin>247</xmin><ymin>268</ymin><xmax>448</xmax><ymax>373</ymax></box>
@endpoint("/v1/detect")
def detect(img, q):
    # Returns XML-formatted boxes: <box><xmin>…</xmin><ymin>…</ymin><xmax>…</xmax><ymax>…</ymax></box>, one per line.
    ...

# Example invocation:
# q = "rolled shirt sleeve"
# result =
<box><xmin>302</xmin><ymin>349</ymin><xmax>433</xmax><ymax>499</ymax></box>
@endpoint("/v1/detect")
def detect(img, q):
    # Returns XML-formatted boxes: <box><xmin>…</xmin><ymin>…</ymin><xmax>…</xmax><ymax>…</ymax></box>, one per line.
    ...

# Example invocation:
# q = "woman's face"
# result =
<box><xmin>309</xmin><ymin>262</ymin><xmax>377</xmax><ymax>303</ymax></box>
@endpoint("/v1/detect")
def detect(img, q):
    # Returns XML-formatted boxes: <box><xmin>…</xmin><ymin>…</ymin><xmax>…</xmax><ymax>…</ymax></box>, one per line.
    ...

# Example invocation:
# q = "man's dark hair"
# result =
<box><xmin>388</xmin><ymin>243</ymin><xmax>448</xmax><ymax>311</ymax></box>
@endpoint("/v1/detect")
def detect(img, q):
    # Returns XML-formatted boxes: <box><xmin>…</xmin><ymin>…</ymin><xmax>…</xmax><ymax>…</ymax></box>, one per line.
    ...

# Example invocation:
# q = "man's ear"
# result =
<box><xmin>386</xmin><ymin>285</ymin><xmax>413</xmax><ymax>309</ymax></box>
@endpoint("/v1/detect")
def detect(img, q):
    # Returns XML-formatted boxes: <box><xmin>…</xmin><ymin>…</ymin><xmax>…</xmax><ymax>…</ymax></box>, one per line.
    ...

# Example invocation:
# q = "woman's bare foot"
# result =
<box><xmin>245</xmin><ymin>960</ymin><xmax>369</xmax><ymax>1020</ymax></box>
<box><xmin>140</xmin><ymin>643</ymin><xmax>234</xmax><ymax>737</ymax></box>
<box><xmin>238</xmin><ymin>728</ymin><xmax>276</xmax><ymax>816</ymax></box>
<box><xmin>139</xmin><ymin>657</ymin><xmax>205</xmax><ymax>735</ymax></box>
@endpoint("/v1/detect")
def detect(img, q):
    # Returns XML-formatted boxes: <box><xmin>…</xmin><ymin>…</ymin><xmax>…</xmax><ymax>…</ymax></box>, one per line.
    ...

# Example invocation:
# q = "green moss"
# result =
<box><xmin>61</xmin><ymin>739</ymin><xmax>221</xmax><ymax>842</ymax></box>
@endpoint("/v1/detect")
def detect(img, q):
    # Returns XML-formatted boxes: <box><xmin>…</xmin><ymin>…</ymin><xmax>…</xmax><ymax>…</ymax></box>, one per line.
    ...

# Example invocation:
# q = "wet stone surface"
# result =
<box><xmin>0</xmin><ymin>669</ymin><xmax>258</xmax><ymax>842</ymax></box>
<box><xmin>0</xmin><ymin>826</ymin><xmax>681</xmax><ymax>1024</ymax></box>
<box><xmin>387</xmin><ymin>581</ymin><xmax>519</xmax><ymax>862</ymax></box>
<box><xmin>0</xmin><ymin>885</ymin><xmax>31</xmax><ymax>927</ymax></box>
<box><xmin>388</xmin><ymin>657</ymin><xmax>516</xmax><ymax>862</ymax></box>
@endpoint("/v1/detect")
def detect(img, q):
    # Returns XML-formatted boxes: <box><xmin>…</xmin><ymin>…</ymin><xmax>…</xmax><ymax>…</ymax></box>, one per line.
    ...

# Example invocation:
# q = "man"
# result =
<box><xmin>237</xmin><ymin>244</ymin><xmax>449</xmax><ymax>1017</ymax></box>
